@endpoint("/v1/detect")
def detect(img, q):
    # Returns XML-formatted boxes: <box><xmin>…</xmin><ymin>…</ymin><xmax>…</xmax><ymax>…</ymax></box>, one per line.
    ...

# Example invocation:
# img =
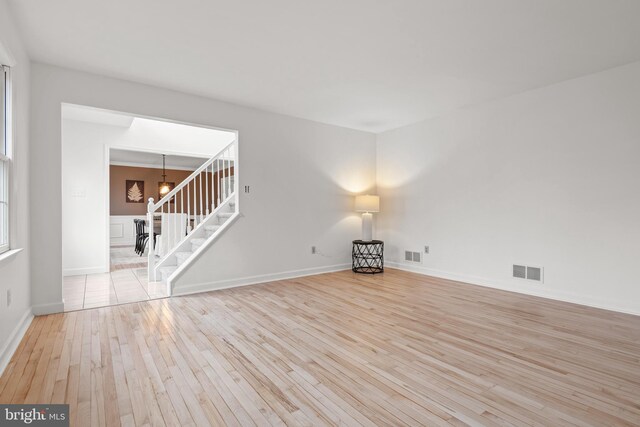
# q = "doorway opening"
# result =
<box><xmin>61</xmin><ymin>104</ymin><xmax>237</xmax><ymax>311</ymax></box>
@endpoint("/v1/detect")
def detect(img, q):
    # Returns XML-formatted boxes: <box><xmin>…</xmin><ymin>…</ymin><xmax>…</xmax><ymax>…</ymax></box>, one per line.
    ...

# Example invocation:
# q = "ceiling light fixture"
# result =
<box><xmin>159</xmin><ymin>154</ymin><xmax>171</xmax><ymax>197</ymax></box>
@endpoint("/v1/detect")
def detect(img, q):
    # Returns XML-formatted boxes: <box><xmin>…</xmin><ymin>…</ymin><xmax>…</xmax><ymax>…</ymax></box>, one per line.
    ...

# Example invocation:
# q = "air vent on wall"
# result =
<box><xmin>405</xmin><ymin>250</ymin><xmax>422</xmax><ymax>264</ymax></box>
<box><xmin>513</xmin><ymin>264</ymin><xmax>543</xmax><ymax>282</ymax></box>
<box><xmin>405</xmin><ymin>251</ymin><xmax>412</xmax><ymax>262</ymax></box>
<box><xmin>527</xmin><ymin>266</ymin><xmax>542</xmax><ymax>281</ymax></box>
<box><xmin>513</xmin><ymin>265</ymin><xmax>526</xmax><ymax>279</ymax></box>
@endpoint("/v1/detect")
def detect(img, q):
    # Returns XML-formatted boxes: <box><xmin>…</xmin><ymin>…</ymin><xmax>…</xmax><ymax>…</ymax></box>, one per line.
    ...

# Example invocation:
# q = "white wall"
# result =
<box><xmin>62</xmin><ymin>120</ymin><xmax>106</xmax><ymax>275</ymax></box>
<box><xmin>0</xmin><ymin>0</ymin><xmax>33</xmax><ymax>372</ymax></box>
<box><xmin>175</xmin><ymin>119</ymin><xmax>376</xmax><ymax>294</ymax></box>
<box><xmin>377</xmin><ymin>61</ymin><xmax>640</xmax><ymax>315</ymax></box>
<box><xmin>31</xmin><ymin>63</ymin><xmax>376</xmax><ymax>313</ymax></box>
<box><xmin>61</xmin><ymin>117</ymin><xmax>234</xmax><ymax>276</ymax></box>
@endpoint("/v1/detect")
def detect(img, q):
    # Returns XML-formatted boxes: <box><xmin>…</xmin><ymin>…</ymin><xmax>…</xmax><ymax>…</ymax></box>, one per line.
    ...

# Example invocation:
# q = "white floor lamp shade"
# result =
<box><xmin>355</xmin><ymin>195</ymin><xmax>380</xmax><ymax>241</ymax></box>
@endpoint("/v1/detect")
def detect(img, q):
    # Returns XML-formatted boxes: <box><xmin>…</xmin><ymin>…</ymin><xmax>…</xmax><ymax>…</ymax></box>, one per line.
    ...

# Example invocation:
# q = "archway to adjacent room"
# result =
<box><xmin>61</xmin><ymin>104</ymin><xmax>237</xmax><ymax>311</ymax></box>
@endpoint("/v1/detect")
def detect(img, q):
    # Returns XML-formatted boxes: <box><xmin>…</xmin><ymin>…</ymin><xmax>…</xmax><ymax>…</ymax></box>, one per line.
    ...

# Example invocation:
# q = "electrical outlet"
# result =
<box><xmin>6</xmin><ymin>290</ymin><xmax>11</xmax><ymax>307</ymax></box>
<box><xmin>424</xmin><ymin>245</ymin><xmax>429</xmax><ymax>254</ymax></box>
<box><xmin>311</xmin><ymin>246</ymin><xmax>317</xmax><ymax>254</ymax></box>
<box><xmin>244</xmin><ymin>185</ymin><xmax>250</xmax><ymax>193</ymax></box>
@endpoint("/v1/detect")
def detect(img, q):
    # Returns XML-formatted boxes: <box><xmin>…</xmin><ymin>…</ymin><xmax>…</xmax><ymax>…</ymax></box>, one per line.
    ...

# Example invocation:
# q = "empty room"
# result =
<box><xmin>1</xmin><ymin>1</ymin><xmax>639</xmax><ymax>426</ymax></box>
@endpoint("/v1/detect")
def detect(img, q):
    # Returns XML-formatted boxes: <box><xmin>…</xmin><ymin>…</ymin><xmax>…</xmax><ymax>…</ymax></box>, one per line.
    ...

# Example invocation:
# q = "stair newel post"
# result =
<box><xmin>147</xmin><ymin>197</ymin><xmax>156</xmax><ymax>281</ymax></box>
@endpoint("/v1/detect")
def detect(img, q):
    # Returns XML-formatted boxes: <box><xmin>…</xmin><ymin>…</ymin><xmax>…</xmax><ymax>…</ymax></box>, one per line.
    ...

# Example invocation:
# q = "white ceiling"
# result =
<box><xmin>9</xmin><ymin>0</ymin><xmax>640</xmax><ymax>132</ymax></box>
<box><xmin>109</xmin><ymin>149</ymin><xmax>207</xmax><ymax>171</ymax></box>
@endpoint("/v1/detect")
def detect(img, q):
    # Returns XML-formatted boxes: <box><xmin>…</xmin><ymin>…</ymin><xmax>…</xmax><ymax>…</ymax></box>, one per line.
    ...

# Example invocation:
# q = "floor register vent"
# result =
<box><xmin>513</xmin><ymin>264</ymin><xmax>543</xmax><ymax>282</ymax></box>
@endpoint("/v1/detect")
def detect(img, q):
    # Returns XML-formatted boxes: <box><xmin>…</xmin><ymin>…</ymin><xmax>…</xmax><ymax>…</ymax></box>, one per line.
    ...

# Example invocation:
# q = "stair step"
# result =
<box><xmin>205</xmin><ymin>225</ymin><xmax>220</xmax><ymax>237</ymax></box>
<box><xmin>159</xmin><ymin>265</ymin><xmax>178</xmax><ymax>281</ymax></box>
<box><xmin>191</xmin><ymin>238</ymin><xmax>206</xmax><ymax>251</ymax></box>
<box><xmin>218</xmin><ymin>212</ymin><xmax>233</xmax><ymax>224</ymax></box>
<box><xmin>175</xmin><ymin>251</ymin><xmax>192</xmax><ymax>266</ymax></box>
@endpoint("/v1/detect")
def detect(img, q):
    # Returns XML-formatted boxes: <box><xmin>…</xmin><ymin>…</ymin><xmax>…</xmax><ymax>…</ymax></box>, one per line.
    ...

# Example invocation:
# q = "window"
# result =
<box><xmin>0</xmin><ymin>65</ymin><xmax>9</xmax><ymax>254</ymax></box>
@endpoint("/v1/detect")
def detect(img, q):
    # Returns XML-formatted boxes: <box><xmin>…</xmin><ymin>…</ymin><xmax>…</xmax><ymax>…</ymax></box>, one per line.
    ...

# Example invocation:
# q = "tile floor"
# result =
<box><xmin>63</xmin><ymin>246</ymin><xmax>168</xmax><ymax>311</ymax></box>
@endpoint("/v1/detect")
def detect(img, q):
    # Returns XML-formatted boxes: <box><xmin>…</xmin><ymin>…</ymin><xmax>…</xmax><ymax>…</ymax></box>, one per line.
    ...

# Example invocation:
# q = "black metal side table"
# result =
<box><xmin>352</xmin><ymin>240</ymin><xmax>384</xmax><ymax>274</ymax></box>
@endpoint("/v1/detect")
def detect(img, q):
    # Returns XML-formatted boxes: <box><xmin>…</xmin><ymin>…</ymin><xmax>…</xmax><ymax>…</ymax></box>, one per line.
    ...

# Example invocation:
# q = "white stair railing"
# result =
<box><xmin>147</xmin><ymin>140</ymin><xmax>236</xmax><ymax>281</ymax></box>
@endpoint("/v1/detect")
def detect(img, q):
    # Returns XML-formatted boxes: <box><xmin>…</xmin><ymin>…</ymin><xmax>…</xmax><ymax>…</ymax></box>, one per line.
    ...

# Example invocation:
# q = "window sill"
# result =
<box><xmin>0</xmin><ymin>248</ymin><xmax>23</xmax><ymax>264</ymax></box>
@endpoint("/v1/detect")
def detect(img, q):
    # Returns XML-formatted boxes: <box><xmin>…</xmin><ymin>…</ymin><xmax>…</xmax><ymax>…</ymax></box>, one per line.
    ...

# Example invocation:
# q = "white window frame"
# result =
<box><xmin>0</xmin><ymin>64</ymin><xmax>11</xmax><ymax>255</ymax></box>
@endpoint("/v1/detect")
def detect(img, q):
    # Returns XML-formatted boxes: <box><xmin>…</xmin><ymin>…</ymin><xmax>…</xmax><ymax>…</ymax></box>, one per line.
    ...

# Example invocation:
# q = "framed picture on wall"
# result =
<box><xmin>126</xmin><ymin>180</ymin><xmax>145</xmax><ymax>203</ymax></box>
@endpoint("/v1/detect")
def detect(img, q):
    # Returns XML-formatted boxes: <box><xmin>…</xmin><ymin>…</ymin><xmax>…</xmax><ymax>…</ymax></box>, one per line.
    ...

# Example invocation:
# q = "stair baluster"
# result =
<box><xmin>147</xmin><ymin>140</ymin><xmax>237</xmax><ymax>282</ymax></box>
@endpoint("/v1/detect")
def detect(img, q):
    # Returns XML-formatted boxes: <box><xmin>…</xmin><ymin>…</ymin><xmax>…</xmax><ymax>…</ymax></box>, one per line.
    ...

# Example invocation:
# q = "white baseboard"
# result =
<box><xmin>110</xmin><ymin>240</ymin><xmax>136</xmax><ymax>246</ymax></box>
<box><xmin>0</xmin><ymin>309</ymin><xmax>34</xmax><ymax>376</ymax></box>
<box><xmin>386</xmin><ymin>261</ymin><xmax>640</xmax><ymax>316</ymax></box>
<box><xmin>63</xmin><ymin>266</ymin><xmax>108</xmax><ymax>276</ymax></box>
<box><xmin>173</xmin><ymin>263</ymin><xmax>351</xmax><ymax>297</ymax></box>
<box><xmin>32</xmin><ymin>301</ymin><xmax>65</xmax><ymax>315</ymax></box>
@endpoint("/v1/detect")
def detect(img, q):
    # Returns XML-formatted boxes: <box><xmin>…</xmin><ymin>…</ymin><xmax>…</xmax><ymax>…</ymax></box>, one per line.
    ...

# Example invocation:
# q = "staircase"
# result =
<box><xmin>147</xmin><ymin>140</ymin><xmax>238</xmax><ymax>290</ymax></box>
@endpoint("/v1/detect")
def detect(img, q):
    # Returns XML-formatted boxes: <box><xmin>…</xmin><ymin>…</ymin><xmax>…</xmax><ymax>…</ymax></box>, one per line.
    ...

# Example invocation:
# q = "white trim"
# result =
<box><xmin>234</xmin><ymin>133</ymin><xmax>240</xmax><ymax>219</ymax></box>
<box><xmin>386</xmin><ymin>262</ymin><xmax>640</xmax><ymax>316</ymax></box>
<box><xmin>172</xmin><ymin>263</ymin><xmax>351</xmax><ymax>297</ymax></box>
<box><xmin>110</xmin><ymin>223</ymin><xmax>124</xmax><ymax>239</ymax></box>
<box><xmin>0</xmin><ymin>247</ymin><xmax>22</xmax><ymax>263</ymax></box>
<box><xmin>1</xmin><ymin>65</ymin><xmax>12</xmax><ymax>253</ymax></box>
<box><xmin>104</xmin><ymin>144</ymin><xmax>110</xmax><ymax>278</ymax></box>
<box><xmin>109</xmin><ymin>161</ymin><xmax>199</xmax><ymax>172</ymax></box>
<box><xmin>0</xmin><ymin>309</ymin><xmax>33</xmax><ymax>376</ymax></box>
<box><xmin>32</xmin><ymin>301</ymin><xmax>65</xmax><ymax>316</ymax></box>
<box><xmin>108</xmin><ymin>145</ymin><xmax>214</xmax><ymax>163</ymax></box>
<box><xmin>63</xmin><ymin>266</ymin><xmax>108</xmax><ymax>276</ymax></box>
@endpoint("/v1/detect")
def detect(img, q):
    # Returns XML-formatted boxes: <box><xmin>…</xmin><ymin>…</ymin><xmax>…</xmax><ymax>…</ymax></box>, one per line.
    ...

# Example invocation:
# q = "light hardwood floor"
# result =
<box><xmin>2</xmin><ymin>269</ymin><xmax>639</xmax><ymax>426</ymax></box>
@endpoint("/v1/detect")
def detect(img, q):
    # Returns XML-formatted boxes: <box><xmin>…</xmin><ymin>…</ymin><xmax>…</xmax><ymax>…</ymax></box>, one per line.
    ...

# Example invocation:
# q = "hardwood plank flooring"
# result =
<box><xmin>1</xmin><ymin>269</ymin><xmax>639</xmax><ymax>426</ymax></box>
